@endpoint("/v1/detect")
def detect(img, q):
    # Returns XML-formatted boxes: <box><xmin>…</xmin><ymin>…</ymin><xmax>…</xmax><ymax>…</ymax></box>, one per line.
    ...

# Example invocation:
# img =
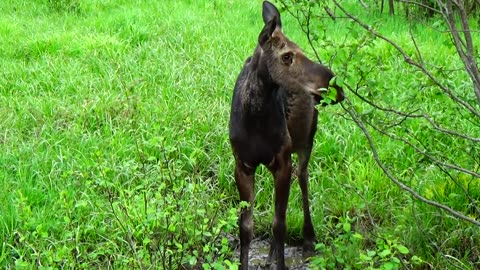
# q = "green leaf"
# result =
<box><xmin>239</xmin><ymin>201</ymin><xmax>250</xmax><ymax>208</ymax></box>
<box><xmin>343</xmin><ymin>222</ymin><xmax>351</xmax><ymax>233</ymax></box>
<box><xmin>15</xmin><ymin>260</ymin><xmax>29</xmax><ymax>268</ymax></box>
<box><xmin>329</xmin><ymin>76</ymin><xmax>337</xmax><ymax>86</ymax></box>
<box><xmin>379</xmin><ymin>248</ymin><xmax>391</xmax><ymax>258</ymax></box>
<box><xmin>336</xmin><ymin>256</ymin><xmax>345</xmax><ymax>264</ymax></box>
<box><xmin>353</xmin><ymin>232</ymin><xmax>364</xmax><ymax>239</ymax></box>
<box><xmin>335</xmin><ymin>76</ymin><xmax>344</xmax><ymax>87</ymax></box>
<box><xmin>382</xmin><ymin>262</ymin><xmax>395</xmax><ymax>270</ymax></box>
<box><xmin>143</xmin><ymin>237</ymin><xmax>151</xmax><ymax>245</ymax></box>
<box><xmin>411</xmin><ymin>255</ymin><xmax>423</xmax><ymax>263</ymax></box>
<box><xmin>396</xmin><ymin>244</ymin><xmax>409</xmax><ymax>254</ymax></box>
<box><xmin>359</xmin><ymin>253</ymin><xmax>372</xmax><ymax>261</ymax></box>
<box><xmin>189</xmin><ymin>256</ymin><xmax>197</xmax><ymax>266</ymax></box>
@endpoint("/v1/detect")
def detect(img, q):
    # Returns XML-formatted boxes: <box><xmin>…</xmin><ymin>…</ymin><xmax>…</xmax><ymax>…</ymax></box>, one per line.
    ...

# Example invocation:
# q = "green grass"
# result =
<box><xmin>1</xmin><ymin>0</ymin><xmax>479</xmax><ymax>269</ymax></box>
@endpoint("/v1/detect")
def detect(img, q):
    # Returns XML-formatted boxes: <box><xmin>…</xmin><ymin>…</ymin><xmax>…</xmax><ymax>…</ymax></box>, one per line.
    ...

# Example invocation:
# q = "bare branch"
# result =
<box><xmin>331</xmin><ymin>0</ymin><xmax>480</xmax><ymax>119</ymax></box>
<box><xmin>349</xmin><ymin>85</ymin><xmax>480</xmax><ymax>143</ymax></box>
<box><xmin>278</xmin><ymin>0</ymin><xmax>323</xmax><ymax>64</ymax></box>
<box><xmin>358</xmin><ymin>0</ymin><xmax>369</xmax><ymax>10</ymax></box>
<box><xmin>422</xmin><ymin>114</ymin><xmax>480</xmax><ymax>142</ymax></box>
<box><xmin>360</xmin><ymin>110</ymin><xmax>480</xmax><ymax>179</ymax></box>
<box><xmin>341</xmin><ymin>98</ymin><xmax>480</xmax><ymax>227</ymax></box>
<box><xmin>284</xmin><ymin>0</ymin><xmax>480</xmax><ymax>230</ymax></box>
<box><xmin>401</xmin><ymin>129</ymin><xmax>477</xmax><ymax>178</ymax></box>
<box><xmin>442</xmin><ymin>0</ymin><xmax>480</xmax><ymax>103</ymax></box>
<box><xmin>350</xmin><ymin>87</ymin><xmax>424</xmax><ymax>118</ymax></box>
<box><xmin>323</xmin><ymin>6</ymin><xmax>337</xmax><ymax>21</ymax></box>
<box><xmin>301</xmin><ymin>4</ymin><xmax>323</xmax><ymax>64</ymax></box>
<box><xmin>408</xmin><ymin>16</ymin><xmax>424</xmax><ymax>65</ymax></box>
<box><xmin>437</xmin><ymin>166</ymin><xmax>480</xmax><ymax>216</ymax></box>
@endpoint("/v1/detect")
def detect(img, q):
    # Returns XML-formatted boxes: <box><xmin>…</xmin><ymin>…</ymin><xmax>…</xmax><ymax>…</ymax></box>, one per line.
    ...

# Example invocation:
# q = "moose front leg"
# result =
<box><xmin>267</xmin><ymin>145</ymin><xmax>292</xmax><ymax>270</ymax></box>
<box><xmin>234</xmin><ymin>160</ymin><xmax>256</xmax><ymax>270</ymax></box>
<box><xmin>297</xmin><ymin>149</ymin><xmax>316</xmax><ymax>255</ymax></box>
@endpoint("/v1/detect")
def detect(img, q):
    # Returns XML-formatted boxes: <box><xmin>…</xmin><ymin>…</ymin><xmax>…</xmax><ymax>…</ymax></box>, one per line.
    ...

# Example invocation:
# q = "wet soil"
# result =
<box><xmin>234</xmin><ymin>238</ymin><xmax>311</xmax><ymax>269</ymax></box>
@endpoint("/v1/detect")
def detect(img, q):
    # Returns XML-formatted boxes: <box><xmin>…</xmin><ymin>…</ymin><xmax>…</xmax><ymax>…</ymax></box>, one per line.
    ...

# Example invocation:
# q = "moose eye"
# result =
<box><xmin>281</xmin><ymin>53</ymin><xmax>293</xmax><ymax>65</ymax></box>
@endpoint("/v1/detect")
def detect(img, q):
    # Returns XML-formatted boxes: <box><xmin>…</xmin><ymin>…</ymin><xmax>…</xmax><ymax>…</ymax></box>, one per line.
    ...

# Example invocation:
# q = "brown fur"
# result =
<box><xmin>228</xmin><ymin>2</ymin><xmax>345</xmax><ymax>269</ymax></box>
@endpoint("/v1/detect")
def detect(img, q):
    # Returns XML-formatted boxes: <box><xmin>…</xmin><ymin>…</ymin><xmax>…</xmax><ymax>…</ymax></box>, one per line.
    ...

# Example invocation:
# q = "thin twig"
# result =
<box><xmin>347</xmin><ymin>77</ymin><xmax>480</xmax><ymax>143</ymax></box>
<box><xmin>441</xmin><ymin>0</ymin><xmax>480</xmax><ymax>103</ymax></box>
<box><xmin>278</xmin><ymin>0</ymin><xmax>322</xmax><ymax>63</ymax></box>
<box><xmin>342</xmin><ymin>98</ymin><xmax>480</xmax><ymax>227</ymax></box>
<box><xmin>331</xmin><ymin>0</ymin><xmax>480</xmax><ymax>119</ymax></box>
<box><xmin>362</xmin><ymin>113</ymin><xmax>480</xmax><ymax>179</ymax></box>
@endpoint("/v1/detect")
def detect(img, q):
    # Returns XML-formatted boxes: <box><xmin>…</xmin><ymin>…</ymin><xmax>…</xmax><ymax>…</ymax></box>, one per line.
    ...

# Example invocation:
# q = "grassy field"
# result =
<box><xmin>1</xmin><ymin>0</ymin><xmax>479</xmax><ymax>269</ymax></box>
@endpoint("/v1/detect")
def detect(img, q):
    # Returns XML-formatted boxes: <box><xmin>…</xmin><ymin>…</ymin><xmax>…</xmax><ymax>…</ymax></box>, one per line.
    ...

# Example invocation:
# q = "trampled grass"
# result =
<box><xmin>1</xmin><ymin>0</ymin><xmax>479</xmax><ymax>269</ymax></box>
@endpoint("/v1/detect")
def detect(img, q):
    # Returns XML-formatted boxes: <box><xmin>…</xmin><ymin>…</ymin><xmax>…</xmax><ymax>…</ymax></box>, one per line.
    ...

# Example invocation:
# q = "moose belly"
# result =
<box><xmin>230</xmin><ymin>129</ymin><xmax>289</xmax><ymax>167</ymax></box>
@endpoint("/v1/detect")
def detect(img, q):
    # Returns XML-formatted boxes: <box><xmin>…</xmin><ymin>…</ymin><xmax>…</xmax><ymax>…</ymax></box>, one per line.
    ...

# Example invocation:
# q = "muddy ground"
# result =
<box><xmin>234</xmin><ymin>238</ymin><xmax>311</xmax><ymax>269</ymax></box>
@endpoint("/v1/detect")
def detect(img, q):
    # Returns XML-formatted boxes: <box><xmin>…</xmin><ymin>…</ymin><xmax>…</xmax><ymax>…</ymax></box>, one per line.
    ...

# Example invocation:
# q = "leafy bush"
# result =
<box><xmin>3</xmin><ymin>140</ymin><xmax>240</xmax><ymax>269</ymax></box>
<box><xmin>310</xmin><ymin>213</ymin><xmax>424</xmax><ymax>270</ymax></box>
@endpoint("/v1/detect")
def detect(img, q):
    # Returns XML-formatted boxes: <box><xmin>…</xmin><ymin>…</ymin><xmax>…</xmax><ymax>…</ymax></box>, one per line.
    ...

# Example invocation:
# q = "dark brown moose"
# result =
<box><xmin>228</xmin><ymin>1</ymin><xmax>345</xmax><ymax>269</ymax></box>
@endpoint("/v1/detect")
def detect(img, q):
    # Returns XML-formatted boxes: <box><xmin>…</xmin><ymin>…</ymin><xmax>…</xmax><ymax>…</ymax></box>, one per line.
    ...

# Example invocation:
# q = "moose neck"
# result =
<box><xmin>242</xmin><ymin>46</ymin><xmax>280</xmax><ymax>113</ymax></box>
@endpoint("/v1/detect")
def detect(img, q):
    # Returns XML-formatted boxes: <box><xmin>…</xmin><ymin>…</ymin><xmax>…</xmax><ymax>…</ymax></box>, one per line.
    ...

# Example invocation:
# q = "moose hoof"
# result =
<box><xmin>302</xmin><ymin>240</ymin><xmax>316</xmax><ymax>258</ymax></box>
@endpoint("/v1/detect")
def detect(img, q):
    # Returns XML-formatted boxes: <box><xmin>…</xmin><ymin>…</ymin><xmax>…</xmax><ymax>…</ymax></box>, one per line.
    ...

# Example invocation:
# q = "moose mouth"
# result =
<box><xmin>303</xmin><ymin>86</ymin><xmax>328</xmax><ymax>96</ymax></box>
<box><xmin>305</xmin><ymin>86</ymin><xmax>344</xmax><ymax>106</ymax></box>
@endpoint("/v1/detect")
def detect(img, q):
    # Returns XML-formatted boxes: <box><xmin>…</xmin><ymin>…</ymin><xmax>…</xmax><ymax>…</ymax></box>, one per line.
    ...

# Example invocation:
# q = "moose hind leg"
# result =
<box><xmin>234</xmin><ymin>161</ymin><xmax>255</xmax><ymax>270</ymax></box>
<box><xmin>297</xmin><ymin>149</ymin><xmax>316</xmax><ymax>254</ymax></box>
<box><xmin>267</xmin><ymin>146</ymin><xmax>293</xmax><ymax>269</ymax></box>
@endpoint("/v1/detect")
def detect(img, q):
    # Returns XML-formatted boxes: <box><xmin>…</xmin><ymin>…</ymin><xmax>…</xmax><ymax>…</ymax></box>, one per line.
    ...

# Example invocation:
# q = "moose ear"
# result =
<box><xmin>258</xmin><ymin>16</ymin><xmax>278</xmax><ymax>47</ymax></box>
<box><xmin>262</xmin><ymin>1</ymin><xmax>282</xmax><ymax>28</ymax></box>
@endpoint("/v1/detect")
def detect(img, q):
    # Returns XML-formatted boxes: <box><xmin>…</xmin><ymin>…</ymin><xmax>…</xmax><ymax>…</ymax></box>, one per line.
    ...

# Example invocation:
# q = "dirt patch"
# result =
<box><xmin>234</xmin><ymin>238</ymin><xmax>311</xmax><ymax>269</ymax></box>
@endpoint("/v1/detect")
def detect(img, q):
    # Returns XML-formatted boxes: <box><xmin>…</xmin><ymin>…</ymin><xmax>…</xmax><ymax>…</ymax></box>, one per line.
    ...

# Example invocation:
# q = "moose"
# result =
<box><xmin>228</xmin><ymin>1</ymin><xmax>345</xmax><ymax>269</ymax></box>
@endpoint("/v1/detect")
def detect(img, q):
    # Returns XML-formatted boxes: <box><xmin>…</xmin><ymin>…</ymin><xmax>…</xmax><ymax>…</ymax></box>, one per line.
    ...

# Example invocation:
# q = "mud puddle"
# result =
<box><xmin>234</xmin><ymin>238</ymin><xmax>311</xmax><ymax>269</ymax></box>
